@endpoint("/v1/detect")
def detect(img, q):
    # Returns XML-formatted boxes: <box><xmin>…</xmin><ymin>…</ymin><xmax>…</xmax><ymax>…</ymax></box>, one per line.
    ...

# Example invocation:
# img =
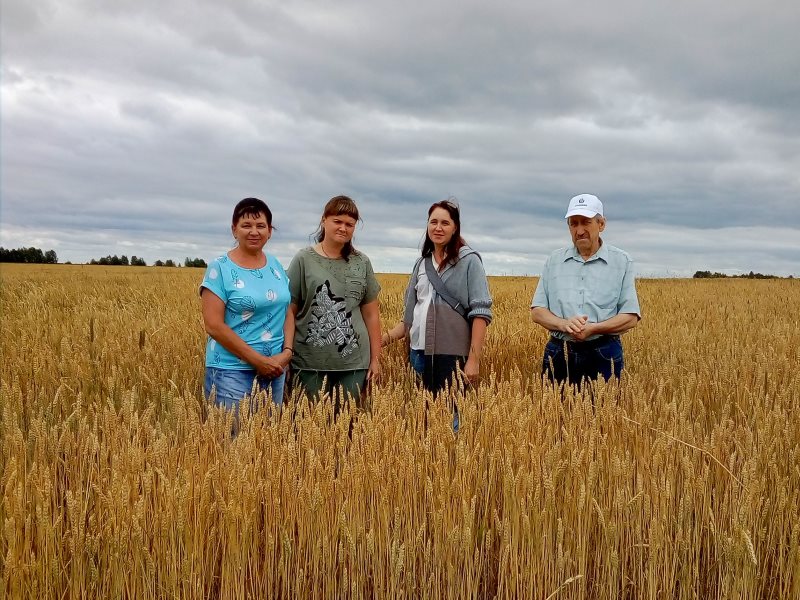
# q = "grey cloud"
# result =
<box><xmin>2</xmin><ymin>0</ymin><xmax>799</xmax><ymax>275</ymax></box>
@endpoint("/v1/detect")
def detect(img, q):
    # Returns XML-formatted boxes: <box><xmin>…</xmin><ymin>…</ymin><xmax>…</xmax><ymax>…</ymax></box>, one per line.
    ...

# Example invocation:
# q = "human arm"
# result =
<box><xmin>571</xmin><ymin>312</ymin><xmax>639</xmax><ymax>341</ymax></box>
<box><xmin>274</xmin><ymin>303</ymin><xmax>296</xmax><ymax>369</ymax></box>
<box><xmin>382</xmin><ymin>321</ymin><xmax>409</xmax><ymax>347</ymax></box>
<box><xmin>201</xmin><ymin>289</ymin><xmax>284</xmax><ymax>377</ymax></box>
<box><xmin>463</xmin><ymin>317</ymin><xmax>488</xmax><ymax>385</ymax></box>
<box><xmin>460</xmin><ymin>255</ymin><xmax>493</xmax><ymax>384</ymax></box>
<box><xmin>530</xmin><ymin>306</ymin><xmax>589</xmax><ymax>336</ymax></box>
<box><xmin>360</xmin><ymin>299</ymin><xmax>382</xmax><ymax>382</ymax></box>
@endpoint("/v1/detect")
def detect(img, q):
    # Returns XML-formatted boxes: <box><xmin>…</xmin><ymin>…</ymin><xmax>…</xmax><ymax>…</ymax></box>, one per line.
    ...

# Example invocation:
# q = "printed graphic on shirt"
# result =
<box><xmin>231</xmin><ymin>269</ymin><xmax>246</xmax><ymax>289</ymax></box>
<box><xmin>227</xmin><ymin>295</ymin><xmax>257</xmax><ymax>333</ymax></box>
<box><xmin>210</xmin><ymin>339</ymin><xmax>222</xmax><ymax>365</ymax></box>
<box><xmin>306</xmin><ymin>280</ymin><xmax>359</xmax><ymax>357</ymax></box>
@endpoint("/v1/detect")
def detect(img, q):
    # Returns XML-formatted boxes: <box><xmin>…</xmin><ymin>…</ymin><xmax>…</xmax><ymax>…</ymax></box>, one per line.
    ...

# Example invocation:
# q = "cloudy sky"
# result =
<box><xmin>2</xmin><ymin>0</ymin><xmax>799</xmax><ymax>276</ymax></box>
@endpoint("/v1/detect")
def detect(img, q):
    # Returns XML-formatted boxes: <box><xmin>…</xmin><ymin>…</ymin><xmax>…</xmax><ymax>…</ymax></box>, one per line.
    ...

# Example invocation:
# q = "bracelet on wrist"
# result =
<box><xmin>282</xmin><ymin>346</ymin><xmax>294</xmax><ymax>355</ymax></box>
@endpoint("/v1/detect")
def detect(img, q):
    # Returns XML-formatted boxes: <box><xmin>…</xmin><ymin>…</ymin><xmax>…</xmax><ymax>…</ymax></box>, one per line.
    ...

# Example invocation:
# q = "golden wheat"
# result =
<box><xmin>1</xmin><ymin>264</ymin><xmax>798</xmax><ymax>598</ymax></box>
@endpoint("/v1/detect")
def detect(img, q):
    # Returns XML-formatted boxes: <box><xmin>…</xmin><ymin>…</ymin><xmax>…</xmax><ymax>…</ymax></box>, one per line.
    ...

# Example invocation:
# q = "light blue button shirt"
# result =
<box><xmin>531</xmin><ymin>241</ymin><xmax>641</xmax><ymax>341</ymax></box>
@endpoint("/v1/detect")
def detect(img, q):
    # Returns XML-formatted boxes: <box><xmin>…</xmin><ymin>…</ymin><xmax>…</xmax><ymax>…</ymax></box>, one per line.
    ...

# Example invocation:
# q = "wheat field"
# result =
<box><xmin>1</xmin><ymin>264</ymin><xmax>798</xmax><ymax>599</ymax></box>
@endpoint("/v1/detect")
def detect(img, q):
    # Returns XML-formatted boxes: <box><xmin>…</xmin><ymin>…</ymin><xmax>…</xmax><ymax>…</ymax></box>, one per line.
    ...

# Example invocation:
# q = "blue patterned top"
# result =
<box><xmin>200</xmin><ymin>253</ymin><xmax>291</xmax><ymax>369</ymax></box>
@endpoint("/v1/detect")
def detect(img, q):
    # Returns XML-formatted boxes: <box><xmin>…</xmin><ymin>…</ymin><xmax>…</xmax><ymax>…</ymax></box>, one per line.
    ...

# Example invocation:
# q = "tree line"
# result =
<box><xmin>693</xmin><ymin>270</ymin><xmax>791</xmax><ymax>279</ymax></box>
<box><xmin>0</xmin><ymin>247</ymin><xmax>58</xmax><ymax>264</ymax></box>
<box><xmin>88</xmin><ymin>256</ymin><xmax>207</xmax><ymax>267</ymax></box>
<box><xmin>1</xmin><ymin>246</ymin><xmax>207</xmax><ymax>268</ymax></box>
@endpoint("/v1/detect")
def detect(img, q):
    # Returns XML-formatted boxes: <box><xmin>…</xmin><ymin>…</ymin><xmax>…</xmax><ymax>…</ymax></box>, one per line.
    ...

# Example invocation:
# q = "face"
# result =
<box><xmin>427</xmin><ymin>207</ymin><xmax>457</xmax><ymax>247</ymax></box>
<box><xmin>322</xmin><ymin>213</ymin><xmax>357</xmax><ymax>244</ymax></box>
<box><xmin>232</xmin><ymin>212</ymin><xmax>271</xmax><ymax>251</ymax></box>
<box><xmin>568</xmin><ymin>214</ymin><xmax>605</xmax><ymax>256</ymax></box>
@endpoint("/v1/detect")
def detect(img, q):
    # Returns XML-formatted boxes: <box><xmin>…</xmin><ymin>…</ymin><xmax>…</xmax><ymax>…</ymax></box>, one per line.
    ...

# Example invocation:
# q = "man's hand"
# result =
<box><xmin>561</xmin><ymin>315</ymin><xmax>588</xmax><ymax>336</ymax></box>
<box><xmin>570</xmin><ymin>321</ymin><xmax>598</xmax><ymax>341</ymax></box>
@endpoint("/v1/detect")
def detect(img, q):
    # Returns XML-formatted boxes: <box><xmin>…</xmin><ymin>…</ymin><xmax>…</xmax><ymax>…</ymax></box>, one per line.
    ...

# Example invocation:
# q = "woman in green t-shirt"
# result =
<box><xmin>287</xmin><ymin>196</ymin><xmax>382</xmax><ymax>412</ymax></box>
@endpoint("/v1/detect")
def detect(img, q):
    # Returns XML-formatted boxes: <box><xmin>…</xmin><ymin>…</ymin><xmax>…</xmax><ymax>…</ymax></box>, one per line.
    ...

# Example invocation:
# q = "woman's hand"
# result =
<box><xmin>256</xmin><ymin>356</ymin><xmax>284</xmax><ymax>378</ymax></box>
<box><xmin>463</xmin><ymin>354</ymin><xmax>480</xmax><ymax>386</ymax></box>
<box><xmin>275</xmin><ymin>348</ymin><xmax>293</xmax><ymax>370</ymax></box>
<box><xmin>367</xmin><ymin>359</ymin><xmax>382</xmax><ymax>385</ymax></box>
<box><xmin>382</xmin><ymin>322</ymin><xmax>407</xmax><ymax>347</ymax></box>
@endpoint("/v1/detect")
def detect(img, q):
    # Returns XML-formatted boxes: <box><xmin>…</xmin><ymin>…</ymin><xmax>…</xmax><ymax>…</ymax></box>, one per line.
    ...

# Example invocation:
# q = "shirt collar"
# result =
<box><xmin>565</xmin><ymin>239</ymin><xmax>608</xmax><ymax>263</ymax></box>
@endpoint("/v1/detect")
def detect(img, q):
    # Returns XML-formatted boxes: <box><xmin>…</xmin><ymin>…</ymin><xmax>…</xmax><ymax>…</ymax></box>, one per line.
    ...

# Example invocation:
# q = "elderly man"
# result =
<box><xmin>530</xmin><ymin>194</ymin><xmax>641</xmax><ymax>386</ymax></box>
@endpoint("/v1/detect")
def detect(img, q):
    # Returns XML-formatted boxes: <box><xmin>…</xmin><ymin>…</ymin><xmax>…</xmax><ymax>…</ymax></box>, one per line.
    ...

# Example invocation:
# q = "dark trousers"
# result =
<box><xmin>291</xmin><ymin>369</ymin><xmax>368</xmax><ymax>416</ymax></box>
<box><xmin>542</xmin><ymin>336</ymin><xmax>624</xmax><ymax>387</ymax></box>
<box><xmin>409</xmin><ymin>349</ymin><xmax>465</xmax><ymax>431</ymax></box>
<box><xmin>409</xmin><ymin>349</ymin><xmax>466</xmax><ymax>396</ymax></box>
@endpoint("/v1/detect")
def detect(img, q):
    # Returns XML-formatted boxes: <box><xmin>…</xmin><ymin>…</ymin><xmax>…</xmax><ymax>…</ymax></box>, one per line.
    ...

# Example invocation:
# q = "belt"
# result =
<box><xmin>548</xmin><ymin>335</ymin><xmax>620</xmax><ymax>351</ymax></box>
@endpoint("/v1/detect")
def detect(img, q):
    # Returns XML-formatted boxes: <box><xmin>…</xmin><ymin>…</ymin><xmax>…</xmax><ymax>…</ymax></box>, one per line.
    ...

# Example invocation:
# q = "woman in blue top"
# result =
<box><xmin>200</xmin><ymin>198</ymin><xmax>293</xmax><ymax>411</ymax></box>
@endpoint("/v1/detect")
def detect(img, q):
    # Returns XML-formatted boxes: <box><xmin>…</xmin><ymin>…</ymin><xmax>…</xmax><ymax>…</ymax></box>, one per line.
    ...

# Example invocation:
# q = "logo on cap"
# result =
<box><xmin>579</xmin><ymin>198</ymin><xmax>585</xmax><ymax>204</ymax></box>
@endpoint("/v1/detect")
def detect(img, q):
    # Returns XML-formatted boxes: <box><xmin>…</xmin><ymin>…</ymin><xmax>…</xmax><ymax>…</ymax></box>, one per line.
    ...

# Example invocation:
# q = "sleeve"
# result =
<box><xmin>362</xmin><ymin>257</ymin><xmax>381</xmax><ymax>303</ymax></box>
<box><xmin>286</xmin><ymin>252</ymin><xmax>304</xmax><ymax>305</ymax></box>
<box><xmin>530</xmin><ymin>255</ymin><xmax>551</xmax><ymax>308</ymax></box>
<box><xmin>199</xmin><ymin>259</ymin><xmax>227</xmax><ymax>302</ymax></box>
<box><xmin>274</xmin><ymin>256</ymin><xmax>289</xmax><ymax>280</ymax></box>
<box><xmin>617</xmin><ymin>258</ymin><xmax>642</xmax><ymax>318</ymax></box>
<box><xmin>402</xmin><ymin>259</ymin><xmax>422</xmax><ymax>326</ymax></box>
<box><xmin>466</xmin><ymin>255</ymin><xmax>493</xmax><ymax>324</ymax></box>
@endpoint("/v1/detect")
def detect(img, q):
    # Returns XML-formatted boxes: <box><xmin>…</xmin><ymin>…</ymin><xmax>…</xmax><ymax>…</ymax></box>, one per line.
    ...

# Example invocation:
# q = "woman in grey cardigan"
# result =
<box><xmin>383</xmin><ymin>199</ymin><xmax>493</xmax><ymax>396</ymax></box>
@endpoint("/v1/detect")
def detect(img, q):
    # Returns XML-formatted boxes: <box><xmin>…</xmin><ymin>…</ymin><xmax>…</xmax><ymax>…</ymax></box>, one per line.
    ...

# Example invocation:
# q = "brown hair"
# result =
<box><xmin>315</xmin><ymin>195</ymin><xmax>360</xmax><ymax>261</ymax></box>
<box><xmin>421</xmin><ymin>198</ymin><xmax>466</xmax><ymax>270</ymax></box>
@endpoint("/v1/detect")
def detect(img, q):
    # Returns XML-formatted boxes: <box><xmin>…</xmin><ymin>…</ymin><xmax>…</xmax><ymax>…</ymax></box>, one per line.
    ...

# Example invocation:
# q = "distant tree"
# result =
<box><xmin>694</xmin><ymin>270</ymin><xmax>780</xmax><ymax>280</ymax></box>
<box><xmin>130</xmin><ymin>256</ymin><xmax>146</xmax><ymax>266</ymax></box>
<box><xmin>184</xmin><ymin>257</ymin><xmax>207</xmax><ymax>268</ymax></box>
<box><xmin>0</xmin><ymin>246</ymin><xmax>54</xmax><ymax>263</ymax></box>
<box><xmin>44</xmin><ymin>250</ymin><xmax>58</xmax><ymax>264</ymax></box>
<box><xmin>164</xmin><ymin>259</ymin><xmax>176</xmax><ymax>267</ymax></box>
<box><xmin>154</xmin><ymin>260</ymin><xmax>164</xmax><ymax>267</ymax></box>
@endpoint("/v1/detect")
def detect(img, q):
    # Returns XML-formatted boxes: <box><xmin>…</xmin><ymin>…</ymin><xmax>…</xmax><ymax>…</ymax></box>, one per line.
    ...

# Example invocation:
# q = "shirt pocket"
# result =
<box><xmin>345</xmin><ymin>262</ymin><xmax>367</xmax><ymax>302</ymax></box>
<box><xmin>346</xmin><ymin>276</ymin><xmax>366</xmax><ymax>302</ymax></box>
<box><xmin>587</xmin><ymin>266</ymin><xmax>621</xmax><ymax>309</ymax></box>
<box><xmin>593</xmin><ymin>288</ymin><xmax>619</xmax><ymax>310</ymax></box>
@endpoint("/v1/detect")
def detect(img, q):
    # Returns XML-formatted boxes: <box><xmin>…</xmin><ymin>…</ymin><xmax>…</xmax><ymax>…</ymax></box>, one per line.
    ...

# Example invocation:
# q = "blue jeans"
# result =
<box><xmin>409</xmin><ymin>348</ymin><xmax>462</xmax><ymax>431</ymax></box>
<box><xmin>204</xmin><ymin>367</ymin><xmax>286</xmax><ymax>412</ymax></box>
<box><xmin>542</xmin><ymin>336</ymin><xmax>624</xmax><ymax>387</ymax></box>
<box><xmin>409</xmin><ymin>348</ymin><xmax>425</xmax><ymax>375</ymax></box>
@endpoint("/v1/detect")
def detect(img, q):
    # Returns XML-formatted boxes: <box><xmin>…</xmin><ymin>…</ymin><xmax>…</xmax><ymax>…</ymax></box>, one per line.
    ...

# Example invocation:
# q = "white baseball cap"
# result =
<box><xmin>565</xmin><ymin>194</ymin><xmax>603</xmax><ymax>219</ymax></box>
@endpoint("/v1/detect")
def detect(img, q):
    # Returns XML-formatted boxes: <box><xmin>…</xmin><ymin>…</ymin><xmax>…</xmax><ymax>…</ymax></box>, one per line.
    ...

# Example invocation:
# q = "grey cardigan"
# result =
<box><xmin>402</xmin><ymin>246</ymin><xmax>493</xmax><ymax>356</ymax></box>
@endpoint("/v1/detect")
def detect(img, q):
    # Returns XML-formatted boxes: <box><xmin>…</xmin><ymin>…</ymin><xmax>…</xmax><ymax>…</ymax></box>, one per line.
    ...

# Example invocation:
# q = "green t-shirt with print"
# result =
<box><xmin>287</xmin><ymin>247</ymin><xmax>381</xmax><ymax>371</ymax></box>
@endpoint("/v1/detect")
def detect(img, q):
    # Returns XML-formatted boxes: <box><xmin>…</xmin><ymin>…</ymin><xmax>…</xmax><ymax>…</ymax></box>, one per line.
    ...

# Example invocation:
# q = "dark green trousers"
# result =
<box><xmin>291</xmin><ymin>369</ymin><xmax>368</xmax><ymax>414</ymax></box>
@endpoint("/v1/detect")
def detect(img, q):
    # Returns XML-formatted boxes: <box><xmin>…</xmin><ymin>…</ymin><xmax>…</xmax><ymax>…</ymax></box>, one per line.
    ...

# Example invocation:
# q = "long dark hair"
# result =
<box><xmin>315</xmin><ymin>195</ymin><xmax>360</xmax><ymax>262</ymax></box>
<box><xmin>421</xmin><ymin>198</ymin><xmax>466</xmax><ymax>270</ymax></box>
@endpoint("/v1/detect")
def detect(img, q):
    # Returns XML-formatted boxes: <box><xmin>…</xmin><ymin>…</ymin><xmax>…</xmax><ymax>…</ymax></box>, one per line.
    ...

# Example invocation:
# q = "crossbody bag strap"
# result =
<box><xmin>424</xmin><ymin>256</ymin><xmax>468</xmax><ymax>320</ymax></box>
